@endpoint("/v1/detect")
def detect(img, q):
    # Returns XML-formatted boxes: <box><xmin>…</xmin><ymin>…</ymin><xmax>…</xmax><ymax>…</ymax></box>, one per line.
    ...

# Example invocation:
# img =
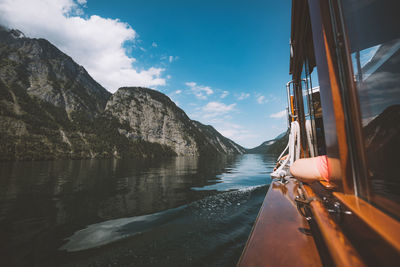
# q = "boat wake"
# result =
<box><xmin>60</xmin><ymin>205</ymin><xmax>188</xmax><ymax>252</ymax></box>
<box><xmin>59</xmin><ymin>185</ymin><xmax>268</xmax><ymax>267</ymax></box>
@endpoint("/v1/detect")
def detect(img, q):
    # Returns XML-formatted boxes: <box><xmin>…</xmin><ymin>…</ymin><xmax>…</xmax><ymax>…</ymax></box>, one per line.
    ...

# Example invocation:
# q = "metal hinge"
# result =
<box><xmin>295</xmin><ymin>195</ymin><xmax>316</xmax><ymax>221</ymax></box>
<box><xmin>323</xmin><ymin>197</ymin><xmax>352</xmax><ymax>222</ymax></box>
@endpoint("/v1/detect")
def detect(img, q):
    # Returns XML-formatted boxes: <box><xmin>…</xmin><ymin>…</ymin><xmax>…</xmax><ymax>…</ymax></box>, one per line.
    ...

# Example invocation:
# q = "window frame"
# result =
<box><xmin>310</xmin><ymin>0</ymin><xmax>400</xmax><ymax>260</ymax></box>
<box><xmin>291</xmin><ymin>0</ymin><xmax>400</xmax><ymax>263</ymax></box>
<box><xmin>332</xmin><ymin>0</ymin><xmax>400</xmax><ymax>218</ymax></box>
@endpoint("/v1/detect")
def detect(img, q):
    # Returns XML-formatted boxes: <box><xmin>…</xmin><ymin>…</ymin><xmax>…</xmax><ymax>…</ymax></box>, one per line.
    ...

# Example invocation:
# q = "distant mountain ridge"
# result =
<box><xmin>247</xmin><ymin>131</ymin><xmax>289</xmax><ymax>155</ymax></box>
<box><xmin>0</xmin><ymin>27</ymin><xmax>245</xmax><ymax>160</ymax></box>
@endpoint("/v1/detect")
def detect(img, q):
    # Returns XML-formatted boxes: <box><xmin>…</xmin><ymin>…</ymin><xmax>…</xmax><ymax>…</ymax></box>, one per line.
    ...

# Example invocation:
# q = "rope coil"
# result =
<box><xmin>271</xmin><ymin>121</ymin><xmax>300</xmax><ymax>178</ymax></box>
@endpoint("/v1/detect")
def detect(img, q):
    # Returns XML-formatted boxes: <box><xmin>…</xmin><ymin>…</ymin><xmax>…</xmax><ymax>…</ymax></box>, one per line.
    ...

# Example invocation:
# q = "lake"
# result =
<box><xmin>0</xmin><ymin>154</ymin><xmax>275</xmax><ymax>266</ymax></box>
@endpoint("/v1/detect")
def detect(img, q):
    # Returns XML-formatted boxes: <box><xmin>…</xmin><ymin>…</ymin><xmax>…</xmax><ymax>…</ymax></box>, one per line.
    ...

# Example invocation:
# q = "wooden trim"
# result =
<box><xmin>307</xmin><ymin>0</ymin><xmax>350</xmax><ymax>192</ymax></box>
<box><xmin>334</xmin><ymin>192</ymin><xmax>400</xmax><ymax>253</ymax></box>
<box><xmin>238</xmin><ymin>179</ymin><xmax>323</xmax><ymax>267</ymax></box>
<box><xmin>322</xmin><ymin>28</ymin><xmax>353</xmax><ymax>193</ymax></box>
<box><xmin>329</xmin><ymin>0</ymin><xmax>372</xmax><ymax>199</ymax></box>
<box><xmin>302</xmin><ymin>185</ymin><xmax>365</xmax><ymax>267</ymax></box>
<box><xmin>319</xmin><ymin>180</ymin><xmax>337</xmax><ymax>190</ymax></box>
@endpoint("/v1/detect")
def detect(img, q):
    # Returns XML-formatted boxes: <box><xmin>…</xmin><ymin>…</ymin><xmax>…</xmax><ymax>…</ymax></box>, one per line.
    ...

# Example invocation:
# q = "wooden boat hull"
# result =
<box><xmin>238</xmin><ymin>178</ymin><xmax>323</xmax><ymax>267</ymax></box>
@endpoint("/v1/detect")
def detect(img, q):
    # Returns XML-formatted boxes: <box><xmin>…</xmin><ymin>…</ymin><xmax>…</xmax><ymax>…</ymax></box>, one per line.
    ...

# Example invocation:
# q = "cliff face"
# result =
<box><xmin>0</xmin><ymin>27</ymin><xmax>110</xmax><ymax>116</ymax></box>
<box><xmin>0</xmin><ymin>27</ymin><xmax>244</xmax><ymax>160</ymax></box>
<box><xmin>191</xmin><ymin>120</ymin><xmax>246</xmax><ymax>155</ymax></box>
<box><xmin>105</xmin><ymin>87</ymin><xmax>198</xmax><ymax>156</ymax></box>
<box><xmin>105</xmin><ymin>87</ymin><xmax>246</xmax><ymax>156</ymax></box>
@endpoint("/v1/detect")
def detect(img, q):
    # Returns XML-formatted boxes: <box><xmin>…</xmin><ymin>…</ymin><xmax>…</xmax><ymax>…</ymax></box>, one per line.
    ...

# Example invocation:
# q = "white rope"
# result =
<box><xmin>305</xmin><ymin>120</ymin><xmax>315</xmax><ymax>157</ymax></box>
<box><xmin>276</xmin><ymin>141</ymin><xmax>289</xmax><ymax>162</ymax></box>
<box><xmin>292</xmin><ymin>121</ymin><xmax>301</xmax><ymax>164</ymax></box>
<box><xmin>271</xmin><ymin>121</ymin><xmax>300</xmax><ymax>178</ymax></box>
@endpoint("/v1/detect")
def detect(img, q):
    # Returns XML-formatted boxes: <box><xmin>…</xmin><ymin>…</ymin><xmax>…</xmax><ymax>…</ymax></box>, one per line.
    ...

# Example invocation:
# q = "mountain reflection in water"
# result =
<box><xmin>0</xmin><ymin>154</ymin><xmax>275</xmax><ymax>267</ymax></box>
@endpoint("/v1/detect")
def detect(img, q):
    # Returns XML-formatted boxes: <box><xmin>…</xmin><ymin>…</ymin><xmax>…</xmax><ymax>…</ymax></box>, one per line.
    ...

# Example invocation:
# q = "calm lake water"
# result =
<box><xmin>0</xmin><ymin>154</ymin><xmax>275</xmax><ymax>267</ymax></box>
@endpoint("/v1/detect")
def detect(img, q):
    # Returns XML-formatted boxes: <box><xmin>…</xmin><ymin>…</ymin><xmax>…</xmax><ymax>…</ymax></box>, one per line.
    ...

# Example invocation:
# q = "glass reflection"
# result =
<box><xmin>341</xmin><ymin>0</ymin><xmax>400</xmax><ymax>216</ymax></box>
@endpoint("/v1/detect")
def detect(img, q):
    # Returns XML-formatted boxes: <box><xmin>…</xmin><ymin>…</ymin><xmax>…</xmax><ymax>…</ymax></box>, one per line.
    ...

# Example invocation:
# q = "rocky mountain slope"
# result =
<box><xmin>364</xmin><ymin>105</ymin><xmax>400</xmax><ymax>196</ymax></box>
<box><xmin>0</xmin><ymin>27</ymin><xmax>111</xmax><ymax>117</ymax></box>
<box><xmin>0</xmin><ymin>27</ymin><xmax>245</xmax><ymax>160</ymax></box>
<box><xmin>247</xmin><ymin>130</ymin><xmax>289</xmax><ymax>155</ymax></box>
<box><xmin>106</xmin><ymin>87</ymin><xmax>246</xmax><ymax>156</ymax></box>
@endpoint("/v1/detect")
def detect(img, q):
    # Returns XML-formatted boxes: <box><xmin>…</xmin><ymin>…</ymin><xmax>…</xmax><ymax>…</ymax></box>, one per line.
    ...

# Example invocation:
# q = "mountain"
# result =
<box><xmin>0</xmin><ymin>26</ymin><xmax>111</xmax><ymax>116</ymax></box>
<box><xmin>274</xmin><ymin>131</ymin><xmax>287</xmax><ymax>140</ymax></box>
<box><xmin>247</xmin><ymin>130</ymin><xmax>289</xmax><ymax>154</ymax></box>
<box><xmin>105</xmin><ymin>87</ymin><xmax>246</xmax><ymax>156</ymax></box>
<box><xmin>0</xmin><ymin>27</ymin><xmax>244</xmax><ymax>160</ymax></box>
<box><xmin>363</xmin><ymin>105</ymin><xmax>400</xmax><ymax>189</ymax></box>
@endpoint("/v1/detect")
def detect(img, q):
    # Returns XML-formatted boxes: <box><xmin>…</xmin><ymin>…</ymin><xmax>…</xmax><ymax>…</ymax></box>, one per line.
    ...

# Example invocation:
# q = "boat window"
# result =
<box><xmin>301</xmin><ymin>63</ymin><xmax>326</xmax><ymax>157</ymax></box>
<box><xmin>340</xmin><ymin>0</ymin><xmax>400</xmax><ymax>217</ymax></box>
<box><xmin>301</xmin><ymin>65</ymin><xmax>310</xmax><ymax>120</ymax></box>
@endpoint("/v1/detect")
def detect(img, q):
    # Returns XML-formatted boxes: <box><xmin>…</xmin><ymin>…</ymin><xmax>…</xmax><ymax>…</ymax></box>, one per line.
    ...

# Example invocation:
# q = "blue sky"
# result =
<box><xmin>0</xmin><ymin>0</ymin><xmax>292</xmax><ymax>148</ymax></box>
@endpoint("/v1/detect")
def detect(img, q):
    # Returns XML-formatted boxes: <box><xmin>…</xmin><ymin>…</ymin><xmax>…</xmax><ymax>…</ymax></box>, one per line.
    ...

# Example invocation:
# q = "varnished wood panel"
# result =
<box><xmin>238</xmin><ymin>179</ymin><xmax>322</xmax><ymax>267</ymax></box>
<box><xmin>334</xmin><ymin>192</ymin><xmax>400</xmax><ymax>253</ymax></box>
<box><xmin>303</xmin><ymin>185</ymin><xmax>365</xmax><ymax>267</ymax></box>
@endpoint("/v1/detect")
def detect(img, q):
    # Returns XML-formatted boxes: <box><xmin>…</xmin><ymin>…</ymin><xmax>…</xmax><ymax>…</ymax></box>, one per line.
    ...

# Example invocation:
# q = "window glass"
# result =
<box><xmin>341</xmin><ymin>0</ymin><xmax>400</xmax><ymax>216</ymax></box>
<box><xmin>301</xmin><ymin>64</ymin><xmax>326</xmax><ymax>156</ymax></box>
<box><xmin>301</xmin><ymin>64</ymin><xmax>310</xmax><ymax>118</ymax></box>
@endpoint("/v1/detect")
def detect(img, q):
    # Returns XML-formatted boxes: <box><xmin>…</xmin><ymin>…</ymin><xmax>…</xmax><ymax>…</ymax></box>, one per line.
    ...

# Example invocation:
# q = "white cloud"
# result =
<box><xmin>168</xmin><ymin>55</ymin><xmax>178</xmax><ymax>63</ymax></box>
<box><xmin>166</xmin><ymin>75</ymin><xmax>172</xmax><ymax>79</ymax></box>
<box><xmin>0</xmin><ymin>0</ymin><xmax>166</xmax><ymax>92</ymax></box>
<box><xmin>203</xmin><ymin>102</ymin><xmax>236</xmax><ymax>113</ymax></box>
<box><xmin>220</xmin><ymin>129</ymin><xmax>258</xmax><ymax>146</ymax></box>
<box><xmin>217</xmin><ymin>122</ymin><xmax>244</xmax><ymax>137</ymax></box>
<box><xmin>270</xmin><ymin>110</ymin><xmax>287</xmax><ymax>119</ymax></box>
<box><xmin>187</xmin><ymin>101</ymin><xmax>261</xmax><ymax>147</ymax></box>
<box><xmin>152</xmin><ymin>42</ymin><xmax>157</xmax><ymax>47</ymax></box>
<box><xmin>174</xmin><ymin>90</ymin><xmax>182</xmax><ymax>94</ymax></box>
<box><xmin>200</xmin><ymin>119</ymin><xmax>258</xmax><ymax>148</ymax></box>
<box><xmin>185</xmin><ymin>82</ymin><xmax>196</xmax><ymax>87</ymax></box>
<box><xmin>220</xmin><ymin>91</ymin><xmax>229</xmax><ymax>98</ymax></box>
<box><xmin>257</xmin><ymin>95</ymin><xmax>265</xmax><ymax>104</ymax></box>
<box><xmin>185</xmin><ymin>82</ymin><xmax>214</xmax><ymax>100</ymax></box>
<box><xmin>238</xmin><ymin>92</ymin><xmax>250</xmax><ymax>100</ymax></box>
<box><xmin>202</xmin><ymin>101</ymin><xmax>236</xmax><ymax>118</ymax></box>
<box><xmin>268</xmin><ymin>94</ymin><xmax>279</xmax><ymax>102</ymax></box>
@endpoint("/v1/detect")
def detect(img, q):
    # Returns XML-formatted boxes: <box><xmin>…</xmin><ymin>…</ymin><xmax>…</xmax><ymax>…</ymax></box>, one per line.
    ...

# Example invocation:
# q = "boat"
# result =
<box><xmin>238</xmin><ymin>0</ymin><xmax>400</xmax><ymax>266</ymax></box>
